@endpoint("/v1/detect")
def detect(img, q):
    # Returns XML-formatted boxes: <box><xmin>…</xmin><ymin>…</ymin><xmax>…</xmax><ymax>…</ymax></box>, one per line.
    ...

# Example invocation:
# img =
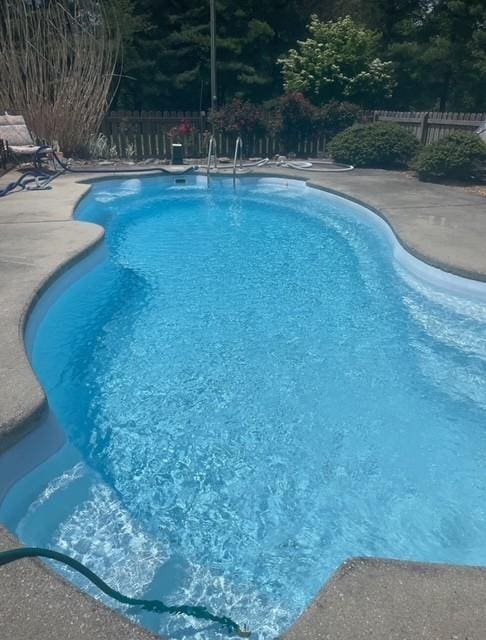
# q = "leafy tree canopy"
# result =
<box><xmin>389</xmin><ymin>0</ymin><xmax>486</xmax><ymax>110</ymax></box>
<box><xmin>114</xmin><ymin>0</ymin><xmax>312</xmax><ymax>110</ymax></box>
<box><xmin>279</xmin><ymin>15</ymin><xmax>395</xmax><ymax>107</ymax></box>
<box><xmin>110</xmin><ymin>0</ymin><xmax>486</xmax><ymax>112</ymax></box>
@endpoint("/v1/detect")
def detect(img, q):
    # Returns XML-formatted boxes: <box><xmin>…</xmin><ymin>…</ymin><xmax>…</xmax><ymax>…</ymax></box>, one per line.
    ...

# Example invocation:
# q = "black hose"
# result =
<box><xmin>0</xmin><ymin>546</ymin><xmax>250</xmax><ymax>637</ymax></box>
<box><xmin>49</xmin><ymin>149</ymin><xmax>198</xmax><ymax>176</ymax></box>
<box><xmin>0</xmin><ymin>146</ymin><xmax>198</xmax><ymax>198</ymax></box>
<box><xmin>0</xmin><ymin>169</ymin><xmax>54</xmax><ymax>197</ymax></box>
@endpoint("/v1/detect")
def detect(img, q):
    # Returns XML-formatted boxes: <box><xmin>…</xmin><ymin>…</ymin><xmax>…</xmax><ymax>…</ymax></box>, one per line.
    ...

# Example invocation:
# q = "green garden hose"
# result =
<box><xmin>0</xmin><ymin>546</ymin><xmax>251</xmax><ymax>637</ymax></box>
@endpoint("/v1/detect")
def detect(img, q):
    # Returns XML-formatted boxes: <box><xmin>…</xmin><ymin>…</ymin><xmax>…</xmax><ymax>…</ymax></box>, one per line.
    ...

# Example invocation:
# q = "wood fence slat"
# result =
<box><xmin>100</xmin><ymin>109</ymin><xmax>486</xmax><ymax>159</ymax></box>
<box><xmin>373</xmin><ymin>109</ymin><xmax>485</xmax><ymax>145</ymax></box>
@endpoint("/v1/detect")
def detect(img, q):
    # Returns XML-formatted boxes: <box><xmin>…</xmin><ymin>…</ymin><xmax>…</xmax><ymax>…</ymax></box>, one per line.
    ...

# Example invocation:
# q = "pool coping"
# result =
<box><xmin>1</xmin><ymin>166</ymin><xmax>486</xmax><ymax>640</ymax></box>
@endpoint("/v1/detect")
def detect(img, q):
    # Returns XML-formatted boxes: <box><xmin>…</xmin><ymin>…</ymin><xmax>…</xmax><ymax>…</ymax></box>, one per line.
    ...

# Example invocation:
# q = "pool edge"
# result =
<box><xmin>282</xmin><ymin>556</ymin><xmax>486</xmax><ymax>640</ymax></box>
<box><xmin>0</xmin><ymin>182</ymin><xmax>104</xmax><ymax>454</ymax></box>
<box><xmin>1</xmin><ymin>168</ymin><xmax>486</xmax><ymax>640</ymax></box>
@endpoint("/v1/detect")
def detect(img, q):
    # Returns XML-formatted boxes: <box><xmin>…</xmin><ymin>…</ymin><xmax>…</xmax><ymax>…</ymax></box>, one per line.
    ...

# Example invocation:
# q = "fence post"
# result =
<box><xmin>418</xmin><ymin>112</ymin><xmax>429</xmax><ymax>144</ymax></box>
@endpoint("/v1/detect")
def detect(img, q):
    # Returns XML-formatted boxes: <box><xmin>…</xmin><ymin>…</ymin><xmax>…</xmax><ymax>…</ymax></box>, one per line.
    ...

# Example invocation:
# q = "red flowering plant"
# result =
<box><xmin>167</xmin><ymin>119</ymin><xmax>197</xmax><ymax>156</ymax></box>
<box><xmin>209</xmin><ymin>99</ymin><xmax>268</xmax><ymax>138</ymax></box>
<box><xmin>167</xmin><ymin>119</ymin><xmax>196</xmax><ymax>143</ymax></box>
<box><xmin>266</xmin><ymin>93</ymin><xmax>361</xmax><ymax>153</ymax></box>
<box><xmin>268</xmin><ymin>92</ymin><xmax>319</xmax><ymax>153</ymax></box>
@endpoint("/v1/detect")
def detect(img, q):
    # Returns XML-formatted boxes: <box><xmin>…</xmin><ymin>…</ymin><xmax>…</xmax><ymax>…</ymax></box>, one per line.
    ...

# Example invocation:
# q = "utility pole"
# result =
<box><xmin>210</xmin><ymin>0</ymin><xmax>217</xmax><ymax>116</ymax></box>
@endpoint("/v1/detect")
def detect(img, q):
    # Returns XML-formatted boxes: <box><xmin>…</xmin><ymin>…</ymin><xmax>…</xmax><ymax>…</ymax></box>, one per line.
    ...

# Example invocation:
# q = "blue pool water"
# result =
<box><xmin>2</xmin><ymin>176</ymin><xmax>486</xmax><ymax>639</ymax></box>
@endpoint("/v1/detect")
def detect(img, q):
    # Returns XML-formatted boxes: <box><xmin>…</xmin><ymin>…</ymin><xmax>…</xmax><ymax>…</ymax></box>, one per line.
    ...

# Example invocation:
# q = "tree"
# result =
<box><xmin>279</xmin><ymin>15</ymin><xmax>395</xmax><ymax>107</ymax></box>
<box><xmin>0</xmin><ymin>0</ymin><xmax>120</xmax><ymax>154</ymax></box>
<box><xmin>105</xmin><ymin>0</ymin><xmax>150</xmax><ymax>109</ymax></box>
<box><xmin>389</xmin><ymin>0</ymin><xmax>486</xmax><ymax>110</ymax></box>
<box><xmin>328</xmin><ymin>0</ymin><xmax>426</xmax><ymax>44</ymax></box>
<box><xmin>99</xmin><ymin>0</ymin><xmax>486</xmax><ymax>112</ymax></box>
<box><xmin>339</xmin><ymin>0</ymin><xmax>486</xmax><ymax>110</ymax></box>
<box><xmin>112</xmin><ymin>0</ymin><xmax>317</xmax><ymax>110</ymax></box>
<box><xmin>165</xmin><ymin>0</ymin><xmax>276</xmax><ymax>106</ymax></box>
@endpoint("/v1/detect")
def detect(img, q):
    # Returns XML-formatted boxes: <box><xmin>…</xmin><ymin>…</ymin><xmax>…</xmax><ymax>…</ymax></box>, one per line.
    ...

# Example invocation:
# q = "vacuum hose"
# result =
<box><xmin>0</xmin><ymin>546</ymin><xmax>250</xmax><ymax>637</ymax></box>
<box><xmin>49</xmin><ymin>148</ymin><xmax>198</xmax><ymax>176</ymax></box>
<box><xmin>0</xmin><ymin>146</ymin><xmax>198</xmax><ymax>198</ymax></box>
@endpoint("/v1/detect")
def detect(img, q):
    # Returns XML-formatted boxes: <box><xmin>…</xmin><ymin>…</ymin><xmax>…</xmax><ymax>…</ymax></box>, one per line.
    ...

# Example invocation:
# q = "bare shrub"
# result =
<box><xmin>0</xmin><ymin>0</ymin><xmax>120</xmax><ymax>156</ymax></box>
<box><xmin>87</xmin><ymin>133</ymin><xmax>118</xmax><ymax>160</ymax></box>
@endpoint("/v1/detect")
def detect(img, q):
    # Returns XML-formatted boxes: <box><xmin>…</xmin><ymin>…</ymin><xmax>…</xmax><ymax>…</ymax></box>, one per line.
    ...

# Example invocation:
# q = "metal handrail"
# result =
<box><xmin>207</xmin><ymin>135</ymin><xmax>218</xmax><ymax>187</ymax></box>
<box><xmin>232</xmin><ymin>136</ymin><xmax>243</xmax><ymax>189</ymax></box>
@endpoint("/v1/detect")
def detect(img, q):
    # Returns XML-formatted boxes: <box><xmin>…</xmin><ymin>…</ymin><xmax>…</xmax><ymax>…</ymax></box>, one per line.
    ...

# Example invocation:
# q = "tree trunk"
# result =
<box><xmin>439</xmin><ymin>69</ymin><xmax>452</xmax><ymax>111</ymax></box>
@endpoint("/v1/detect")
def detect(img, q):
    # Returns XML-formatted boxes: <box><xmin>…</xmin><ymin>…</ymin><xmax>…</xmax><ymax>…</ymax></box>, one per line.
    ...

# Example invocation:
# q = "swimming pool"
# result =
<box><xmin>2</xmin><ymin>175</ymin><xmax>486</xmax><ymax>639</ymax></box>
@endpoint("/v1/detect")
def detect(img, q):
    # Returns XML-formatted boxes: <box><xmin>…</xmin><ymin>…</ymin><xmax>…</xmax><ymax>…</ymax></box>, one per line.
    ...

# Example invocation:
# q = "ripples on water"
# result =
<box><xmin>2</xmin><ymin>177</ymin><xmax>486</xmax><ymax>639</ymax></box>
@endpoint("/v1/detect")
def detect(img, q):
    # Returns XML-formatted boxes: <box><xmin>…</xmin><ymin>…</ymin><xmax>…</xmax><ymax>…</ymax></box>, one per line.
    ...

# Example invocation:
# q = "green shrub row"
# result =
<box><xmin>328</xmin><ymin>122</ymin><xmax>419</xmax><ymax>169</ymax></box>
<box><xmin>328</xmin><ymin>123</ymin><xmax>486</xmax><ymax>181</ymax></box>
<box><xmin>411</xmin><ymin>132</ymin><xmax>486</xmax><ymax>180</ymax></box>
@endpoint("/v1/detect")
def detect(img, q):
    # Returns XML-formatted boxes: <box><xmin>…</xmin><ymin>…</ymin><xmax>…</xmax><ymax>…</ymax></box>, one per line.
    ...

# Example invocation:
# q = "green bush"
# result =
<box><xmin>328</xmin><ymin>122</ymin><xmax>419</xmax><ymax>168</ymax></box>
<box><xmin>411</xmin><ymin>132</ymin><xmax>486</xmax><ymax>181</ymax></box>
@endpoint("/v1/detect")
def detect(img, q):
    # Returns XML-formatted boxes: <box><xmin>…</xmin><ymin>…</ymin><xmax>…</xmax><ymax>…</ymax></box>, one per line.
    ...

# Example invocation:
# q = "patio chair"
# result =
<box><xmin>0</xmin><ymin>113</ymin><xmax>53</xmax><ymax>167</ymax></box>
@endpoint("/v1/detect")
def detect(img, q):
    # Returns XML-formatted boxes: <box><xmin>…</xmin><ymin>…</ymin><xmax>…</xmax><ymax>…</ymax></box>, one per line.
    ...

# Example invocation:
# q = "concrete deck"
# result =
<box><xmin>283</xmin><ymin>557</ymin><xmax>486</xmax><ymax>640</ymax></box>
<box><xmin>0</xmin><ymin>525</ymin><xmax>160</xmax><ymax>640</ymax></box>
<box><xmin>0</xmin><ymin>166</ymin><xmax>485</xmax><ymax>639</ymax></box>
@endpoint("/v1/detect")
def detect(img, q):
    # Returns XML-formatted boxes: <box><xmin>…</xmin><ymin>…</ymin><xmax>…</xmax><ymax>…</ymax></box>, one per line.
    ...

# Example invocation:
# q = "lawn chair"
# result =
<box><xmin>0</xmin><ymin>113</ymin><xmax>53</xmax><ymax>167</ymax></box>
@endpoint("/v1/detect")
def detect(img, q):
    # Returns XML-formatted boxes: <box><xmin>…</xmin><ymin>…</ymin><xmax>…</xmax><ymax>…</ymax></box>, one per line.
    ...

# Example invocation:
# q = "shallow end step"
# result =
<box><xmin>0</xmin><ymin>525</ymin><xmax>161</xmax><ymax>640</ymax></box>
<box><xmin>283</xmin><ymin>556</ymin><xmax>486</xmax><ymax>640</ymax></box>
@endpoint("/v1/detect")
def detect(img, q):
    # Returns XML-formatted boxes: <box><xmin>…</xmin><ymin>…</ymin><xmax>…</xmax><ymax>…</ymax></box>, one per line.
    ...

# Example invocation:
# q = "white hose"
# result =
<box><xmin>202</xmin><ymin>158</ymin><xmax>353</xmax><ymax>173</ymax></box>
<box><xmin>206</xmin><ymin>158</ymin><xmax>270</xmax><ymax>172</ymax></box>
<box><xmin>298</xmin><ymin>160</ymin><xmax>355</xmax><ymax>172</ymax></box>
<box><xmin>281</xmin><ymin>160</ymin><xmax>313</xmax><ymax>169</ymax></box>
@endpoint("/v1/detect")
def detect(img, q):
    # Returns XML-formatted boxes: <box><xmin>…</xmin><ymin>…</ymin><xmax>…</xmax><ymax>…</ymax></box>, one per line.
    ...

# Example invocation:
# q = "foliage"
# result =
<box><xmin>165</xmin><ymin>119</ymin><xmax>199</xmax><ymax>158</ymax></box>
<box><xmin>267</xmin><ymin>92</ymin><xmax>319</xmax><ymax>150</ymax></box>
<box><xmin>411</xmin><ymin>132</ymin><xmax>486</xmax><ymax>181</ymax></box>
<box><xmin>109</xmin><ymin>0</ymin><xmax>486</xmax><ymax>113</ymax></box>
<box><xmin>107</xmin><ymin>0</ymin><xmax>147</xmax><ymax>49</ymax></box>
<box><xmin>385</xmin><ymin>0</ymin><xmax>486</xmax><ymax>111</ymax></box>
<box><xmin>328</xmin><ymin>122</ymin><xmax>419</xmax><ymax>168</ymax></box>
<box><xmin>318</xmin><ymin>100</ymin><xmax>361</xmax><ymax>137</ymax></box>
<box><xmin>114</xmin><ymin>0</ymin><xmax>312</xmax><ymax>110</ymax></box>
<box><xmin>265</xmin><ymin>93</ymin><xmax>361</xmax><ymax>152</ymax></box>
<box><xmin>210</xmin><ymin>99</ymin><xmax>267</xmax><ymax>136</ymax></box>
<box><xmin>210</xmin><ymin>94</ymin><xmax>361</xmax><ymax>152</ymax></box>
<box><xmin>0</xmin><ymin>0</ymin><xmax>119</xmax><ymax>155</ymax></box>
<box><xmin>87</xmin><ymin>133</ymin><xmax>118</xmax><ymax>160</ymax></box>
<box><xmin>107</xmin><ymin>0</ymin><xmax>150</xmax><ymax>109</ymax></box>
<box><xmin>278</xmin><ymin>15</ymin><xmax>395</xmax><ymax>107</ymax></box>
<box><xmin>167</xmin><ymin>119</ymin><xmax>197</xmax><ymax>142</ymax></box>
<box><xmin>327</xmin><ymin>0</ymin><xmax>424</xmax><ymax>45</ymax></box>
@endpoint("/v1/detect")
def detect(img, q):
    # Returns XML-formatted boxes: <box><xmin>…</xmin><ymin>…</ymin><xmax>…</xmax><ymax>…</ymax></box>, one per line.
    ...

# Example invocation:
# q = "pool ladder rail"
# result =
<box><xmin>233</xmin><ymin>135</ymin><xmax>243</xmax><ymax>190</ymax></box>
<box><xmin>207</xmin><ymin>135</ymin><xmax>218</xmax><ymax>187</ymax></box>
<box><xmin>207</xmin><ymin>135</ymin><xmax>245</xmax><ymax>190</ymax></box>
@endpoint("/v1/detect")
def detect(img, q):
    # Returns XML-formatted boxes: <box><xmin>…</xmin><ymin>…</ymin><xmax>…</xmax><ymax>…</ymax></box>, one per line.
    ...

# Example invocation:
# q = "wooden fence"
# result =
<box><xmin>100</xmin><ymin>109</ymin><xmax>486</xmax><ymax>159</ymax></box>
<box><xmin>101</xmin><ymin>110</ymin><xmax>327</xmax><ymax>159</ymax></box>
<box><xmin>372</xmin><ymin>110</ymin><xmax>486</xmax><ymax>144</ymax></box>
